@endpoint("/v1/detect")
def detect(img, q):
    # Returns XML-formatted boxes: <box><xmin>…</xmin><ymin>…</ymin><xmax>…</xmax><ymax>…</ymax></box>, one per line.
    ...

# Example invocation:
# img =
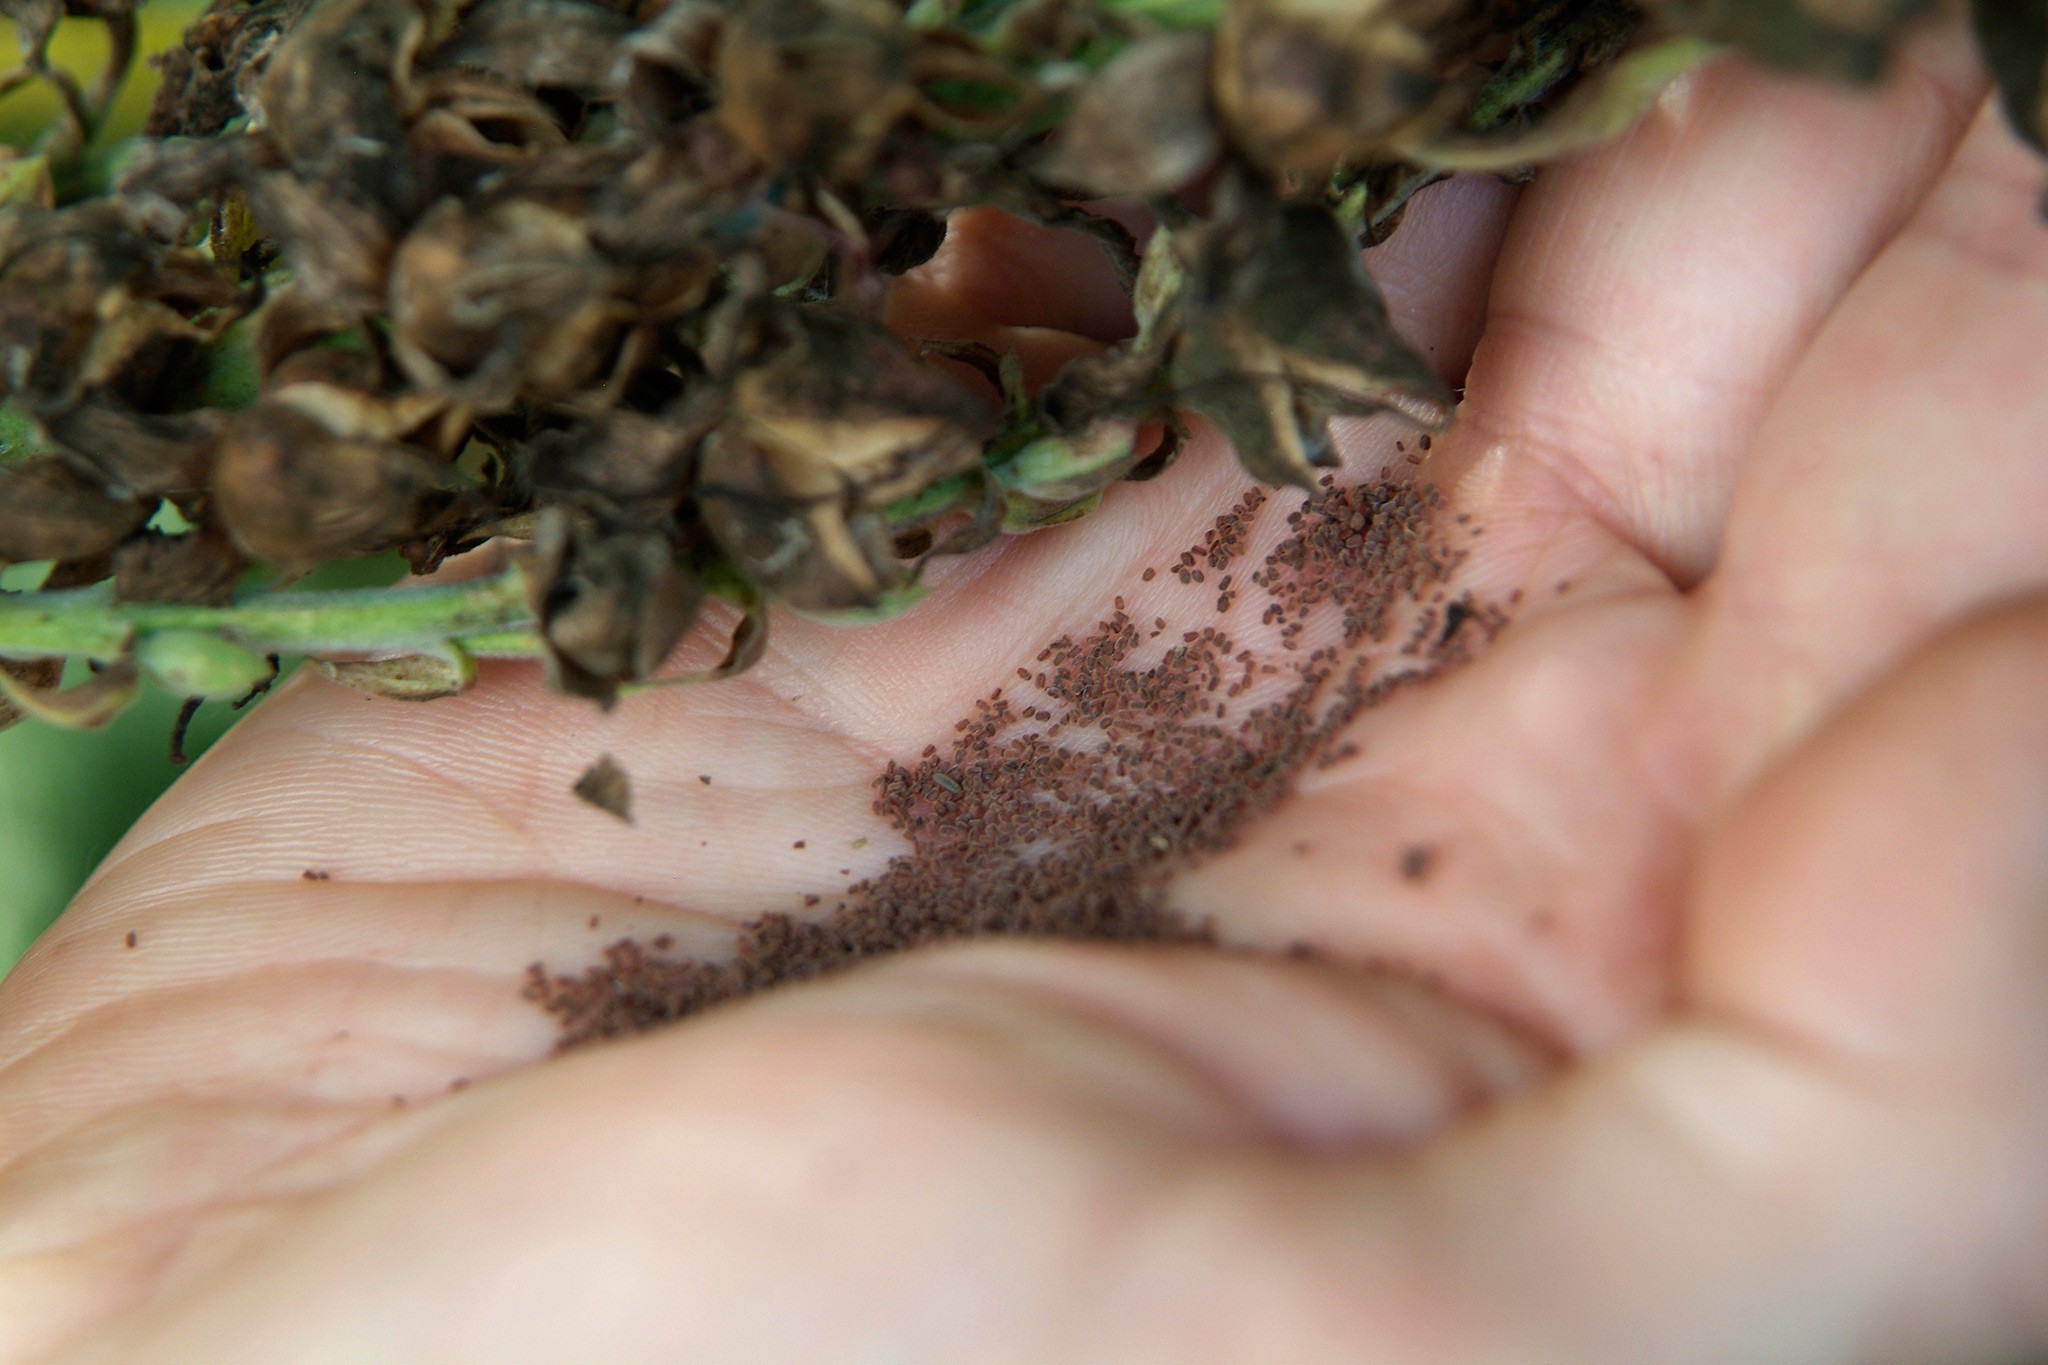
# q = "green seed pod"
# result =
<box><xmin>135</xmin><ymin>629</ymin><xmax>276</xmax><ymax>701</ymax></box>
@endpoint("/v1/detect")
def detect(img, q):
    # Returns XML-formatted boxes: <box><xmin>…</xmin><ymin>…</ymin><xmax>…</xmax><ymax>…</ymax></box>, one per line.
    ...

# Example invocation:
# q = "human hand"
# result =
<box><xmin>3</xmin><ymin>25</ymin><xmax>2046</xmax><ymax>1363</ymax></box>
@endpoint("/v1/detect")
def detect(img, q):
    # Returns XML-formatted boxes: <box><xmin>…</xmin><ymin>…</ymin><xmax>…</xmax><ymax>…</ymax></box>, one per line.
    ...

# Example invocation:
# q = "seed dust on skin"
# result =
<box><xmin>525</xmin><ymin>473</ymin><xmax>1505</xmax><ymax>1048</ymax></box>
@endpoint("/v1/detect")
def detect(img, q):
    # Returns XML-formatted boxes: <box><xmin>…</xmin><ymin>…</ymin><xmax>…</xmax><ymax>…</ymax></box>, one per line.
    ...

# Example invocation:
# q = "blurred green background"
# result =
<box><xmin>3</xmin><ymin>0</ymin><xmax>259</xmax><ymax>979</ymax></box>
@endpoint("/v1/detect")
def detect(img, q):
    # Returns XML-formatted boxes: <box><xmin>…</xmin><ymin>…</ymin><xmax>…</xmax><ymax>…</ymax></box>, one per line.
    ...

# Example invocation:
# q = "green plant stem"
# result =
<box><xmin>0</xmin><ymin>568</ymin><xmax>537</xmax><ymax>663</ymax></box>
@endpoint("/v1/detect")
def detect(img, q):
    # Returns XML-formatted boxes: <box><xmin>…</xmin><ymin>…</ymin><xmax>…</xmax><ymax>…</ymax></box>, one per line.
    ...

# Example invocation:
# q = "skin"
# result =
<box><xmin>3</xmin><ymin>28</ymin><xmax>2047</xmax><ymax>1363</ymax></box>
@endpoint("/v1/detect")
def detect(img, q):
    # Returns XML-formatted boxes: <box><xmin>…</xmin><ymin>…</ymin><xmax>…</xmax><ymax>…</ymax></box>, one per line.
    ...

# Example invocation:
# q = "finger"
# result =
<box><xmin>1662</xmin><ymin>99</ymin><xmax>2048</xmax><ymax>809</ymax></box>
<box><xmin>1220</xmin><ymin>595</ymin><xmax>2048</xmax><ymax>1365</ymax></box>
<box><xmin>32</xmin><ymin>942</ymin><xmax>1557</xmax><ymax>1364</ymax></box>
<box><xmin>1451</xmin><ymin>27</ymin><xmax>1985</xmax><ymax>584</ymax></box>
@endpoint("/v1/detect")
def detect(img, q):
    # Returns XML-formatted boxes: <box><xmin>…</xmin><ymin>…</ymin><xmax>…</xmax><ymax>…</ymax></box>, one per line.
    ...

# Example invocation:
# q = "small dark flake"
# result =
<box><xmin>573</xmin><ymin>754</ymin><xmax>633</xmax><ymax>824</ymax></box>
<box><xmin>1399</xmin><ymin>844</ymin><xmax>1437</xmax><ymax>882</ymax></box>
<box><xmin>124</xmin><ymin>931</ymin><xmax>137</xmax><ymax>949</ymax></box>
<box><xmin>301</xmin><ymin>868</ymin><xmax>330</xmax><ymax>881</ymax></box>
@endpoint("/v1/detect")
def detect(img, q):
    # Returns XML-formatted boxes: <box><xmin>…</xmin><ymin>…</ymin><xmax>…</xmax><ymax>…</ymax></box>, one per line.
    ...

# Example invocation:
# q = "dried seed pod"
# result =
<box><xmin>1034</xmin><ymin>33</ymin><xmax>1219</xmax><ymax>197</ymax></box>
<box><xmin>524</xmin><ymin>505</ymin><xmax>703</xmax><ymax>701</ymax></box>
<box><xmin>389</xmin><ymin>199</ymin><xmax>636</xmax><ymax>409</ymax></box>
<box><xmin>0</xmin><ymin>457</ymin><xmax>151</xmax><ymax>563</ymax></box>
<box><xmin>0</xmin><ymin>201</ymin><xmax>236</xmax><ymax>410</ymax></box>
<box><xmin>1168</xmin><ymin>191</ymin><xmax>1450</xmax><ymax>488</ymax></box>
<box><xmin>713</xmin><ymin>0</ymin><xmax>916</xmax><ymax>177</ymax></box>
<box><xmin>697</xmin><ymin>306</ymin><xmax>991</xmax><ymax>610</ymax></box>
<box><xmin>1211</xmin><ymin>0</ymin><xmax>1455</xmax><ymax>178</ymax></box>
<box><xmin>112</xmin><ymin>519</ymin><xmax>248</xmax><ymax>605</ymax></box>
<box><xmin>427</xmin><ymin>0</ymin><xmax>632</xmax><ymax>96</ymax></box>
<box><xmin>212</xmin><ymin>399</ymin><xmax>455</xmax><ymax>572</ymax></box>
<box><xmin>45</xmin><ymin>401</ymin><xmax>224</xmax><ymax>500</ymax></box>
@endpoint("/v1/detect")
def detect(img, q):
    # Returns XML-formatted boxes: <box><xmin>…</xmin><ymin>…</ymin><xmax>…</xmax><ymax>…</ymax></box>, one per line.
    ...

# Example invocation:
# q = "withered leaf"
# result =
<box><xmin>571</xmin><ymin>752</ymin><xmax>633</xmax><ymax>822</ymax></box>
<box><xmin>0</xmin><ymin>657</ymin><xmax>62</xmax><ymax>735</ymax></box>
<box><xmin>0</xmin><ymin>658</ymin><xmax>139</xmax><ymax>730</ymax></box>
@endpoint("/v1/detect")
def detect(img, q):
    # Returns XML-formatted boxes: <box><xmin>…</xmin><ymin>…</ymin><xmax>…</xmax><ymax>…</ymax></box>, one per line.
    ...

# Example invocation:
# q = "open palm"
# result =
<box><xmin>6</xmin><ymin>29</ymin><xmax>2048</xmax><ymax>1363</ymax></box>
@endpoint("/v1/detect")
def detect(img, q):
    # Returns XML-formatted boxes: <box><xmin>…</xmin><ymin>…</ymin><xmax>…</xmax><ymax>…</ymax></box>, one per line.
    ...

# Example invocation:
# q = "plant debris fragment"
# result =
<box><xmin>572</xmin><ymin>751</ymin><xmax>635</xmax><ymax>821</ymax></box>
<box><xmin>0</xmin><ymin>0</ymin><xmax>2039</xmax><ymax>726</ymax></box>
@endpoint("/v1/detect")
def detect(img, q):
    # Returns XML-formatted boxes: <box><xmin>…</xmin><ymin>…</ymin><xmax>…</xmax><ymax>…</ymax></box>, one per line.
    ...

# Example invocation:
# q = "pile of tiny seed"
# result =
<box><xmin>525</xmin><ymin>472</ymin><xmax>1489</xmax><ymax>1046</ymax></box>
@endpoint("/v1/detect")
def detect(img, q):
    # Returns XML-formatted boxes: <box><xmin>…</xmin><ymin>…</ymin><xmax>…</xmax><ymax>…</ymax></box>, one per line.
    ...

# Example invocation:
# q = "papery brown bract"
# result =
<box><xmin>112</xmin><ymin>518</ymin><xmax>248</xmax><ymax>605</ymax></box>
<box><xmin>713</xmin><ymin>0</ymin><xmax>916</xmax><ymax>178</ymax></box>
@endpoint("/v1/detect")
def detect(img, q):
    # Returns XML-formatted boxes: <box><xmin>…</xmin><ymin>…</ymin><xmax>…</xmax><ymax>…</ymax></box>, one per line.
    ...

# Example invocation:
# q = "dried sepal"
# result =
<box><xmin>0</xmin><ymin>657</ymin><xmax>139</xmax><ymax>729</ymax></box>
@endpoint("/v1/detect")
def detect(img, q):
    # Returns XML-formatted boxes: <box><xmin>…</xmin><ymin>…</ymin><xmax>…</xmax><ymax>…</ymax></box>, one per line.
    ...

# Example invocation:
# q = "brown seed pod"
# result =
<box><xmin>0</xmin><ymin>456</ymin><xmax>151</xmax><ymax>563</ymax></box>
<box><xmin>211</xmin><ymin>399</ymin><xmax>456</xmax><ymax>572</ymax></box>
